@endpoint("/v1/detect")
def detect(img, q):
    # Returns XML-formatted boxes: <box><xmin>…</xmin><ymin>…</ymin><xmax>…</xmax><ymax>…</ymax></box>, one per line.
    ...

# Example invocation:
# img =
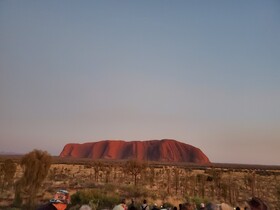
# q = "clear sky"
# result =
<box><xmin>0</xmin><ymin>1</ymin><xmax>279</xmax><ymax>165</ymax></box>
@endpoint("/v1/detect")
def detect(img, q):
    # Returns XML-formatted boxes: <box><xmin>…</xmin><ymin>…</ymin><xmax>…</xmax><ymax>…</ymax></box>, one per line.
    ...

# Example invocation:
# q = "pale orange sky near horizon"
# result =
<box><xmin>0</xmin><ymin>1</ymin><xmax>279</xmax><ymax>165</ymax></box>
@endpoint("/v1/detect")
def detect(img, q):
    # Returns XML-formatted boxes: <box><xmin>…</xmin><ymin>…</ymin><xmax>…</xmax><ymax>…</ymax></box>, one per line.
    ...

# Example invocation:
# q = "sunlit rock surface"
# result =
<box><xmin>60</xmin><ymin>139</ymin><xmax>210</xmax><ymax>164</ymax></box>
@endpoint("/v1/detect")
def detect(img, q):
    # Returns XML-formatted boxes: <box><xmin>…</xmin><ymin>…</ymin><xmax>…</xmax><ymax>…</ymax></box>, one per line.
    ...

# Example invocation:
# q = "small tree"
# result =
<box><xmin>244</xmin><ymin>171</ymin><xmax>256</xmax><ymax>196</ymax></box>
<box><xmin>104</xmin><ymin>164</ymin><xmax>112</xmax><ymax>183</ymax></box>
<box><xmin>14</xmin><ymin>149</ymin><xmax>52</xmax><ymax>209</ymax></box>
<box><xmin>173</xmin><ymin>168</ymin><xmax>180</xmax><ymax>195</ymax></box>
<box><xmin>92</xmin><ymin>161</ymin><xmax>105</xmax><ymax>182</ymax></box>
<box><xmin>125</xmin><ymin>160</ymin><xmax>146</xmax><ymax>186</ymax></box>
<box><xmin>165</xmin><ymin>168</ymin><xmax>171</xmax><ymax>194</ymax></box>
<box><xmin>276</xmin><ymin>184</ymin><xmax>280</xmax><ymax>207</ymax></box>
<box><xmin>206</xmin><ymin>168</ymin><xmax>222</xmax><ymax>198</ymax></box>
<box><xmin>196</xmin><ymin>174</ymin><xmax>207</xmax><ymax>198</ymax></box>
<box><xmin>1</xmin><ymin>159</ymin><xmax>17</xmax><ymax>191</ymax></box>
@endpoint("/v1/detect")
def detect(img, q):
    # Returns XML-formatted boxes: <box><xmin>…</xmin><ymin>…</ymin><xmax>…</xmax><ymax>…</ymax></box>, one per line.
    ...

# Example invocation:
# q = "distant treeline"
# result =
<box><xmin>1</xmin><ymin>154</ymin><xmax>280</xmax><ymax>171</ymax></box>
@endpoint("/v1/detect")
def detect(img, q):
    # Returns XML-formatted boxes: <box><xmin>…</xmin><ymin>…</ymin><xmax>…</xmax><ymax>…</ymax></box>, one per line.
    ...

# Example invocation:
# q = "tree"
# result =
<box><xmin>14</xmin><ymin>149</ymin><xmax>52</xmax><ymax>209</ymax></box>
<box><xmin>0</xmin><ymin>159</ymin><xmax>17</xmax><ymax>192</ymax></box>
<box><xmin>277</xmin><ymin>184</ymin><xmax>280</xmax><ymax>207</ymax></box>
<box><xmin>92</xmin><ymin>161</ymin><xmax>105</xmax><ymax>182</ymax></box>
<box><xmin>244</xmin><ymin>171</ymin><xmax>256</xmax><ymax>196</ymax></box>
<box><xmin>182</xmin><ymin>169</ymin><xmax>192</xmax><ymax>196</ymax></box>
<box><xmin>148</xmin><ymin>167</ymin><xmax>156</xmax><ymax>187</ymax></box>
<box><xmin>206</xmin><ymin>168</ymin><xmax>222</xmax><ymax>198</ymax></box>
<box><xmin>196</xmin><ymin>174</ymin><xmax>207</xmax><ymax>198</ymax></box>
<box><xmin>125</xmin><ymin>160</ymin><xmax>146</xmax><ymax>186</ymax></box>
<box><xmin>165</xmin><ymin>168</ymin><xmax>171</xmax><ymax>194</ymax></box>
<box><xmin>173</xmin><ymin>168</ymin><xmax>180</xmax><ymax>195</ymax></box>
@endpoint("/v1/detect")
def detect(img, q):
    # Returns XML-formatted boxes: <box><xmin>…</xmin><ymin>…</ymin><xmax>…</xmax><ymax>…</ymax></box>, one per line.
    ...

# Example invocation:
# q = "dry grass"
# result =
<box><xmin>0</xmin><ymin>155</ymin><xmax>279</xmax><ymax>209</ymax></box>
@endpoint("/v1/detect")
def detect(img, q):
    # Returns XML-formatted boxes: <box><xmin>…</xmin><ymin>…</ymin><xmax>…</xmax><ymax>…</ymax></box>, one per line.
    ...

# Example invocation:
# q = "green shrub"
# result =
<box><xmin>70</xmin><ymin>189</ymin><xmax>119</xmax><ymax>210</ymax></box>
<box><xmin>162</xmin><ymin>202</ymin><xmax>173</xmax><ymax>209</ymax></box>
<box><xmin>186</xmin><ymin>196</ymin><xmax>209</xmax><ymax>209</ymax></box>
<box><xmin>119</xmin><ymin>185</ymin><xmax>149</xmax><ymax>198</ymax></box>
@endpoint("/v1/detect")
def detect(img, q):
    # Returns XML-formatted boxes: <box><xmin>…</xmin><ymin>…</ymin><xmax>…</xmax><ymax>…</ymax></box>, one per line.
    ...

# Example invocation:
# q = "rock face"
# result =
<box><xmin>59</xmin><ymin>139</ymin><xmax>210</xmax><ymax>164</ymax></box>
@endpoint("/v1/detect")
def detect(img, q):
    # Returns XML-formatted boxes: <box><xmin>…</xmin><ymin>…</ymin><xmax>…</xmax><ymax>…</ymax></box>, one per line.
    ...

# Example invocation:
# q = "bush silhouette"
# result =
<box><xmin>14</xmin><ymin>149</ymin><xmax>52</xmax><ymax>209</ymax></box>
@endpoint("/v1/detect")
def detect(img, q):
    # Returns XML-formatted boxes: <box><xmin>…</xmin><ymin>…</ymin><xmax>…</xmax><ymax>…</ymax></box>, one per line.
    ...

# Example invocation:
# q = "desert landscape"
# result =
<box><xmin>1</xmin><ymin>1</ymin><xmax>279</xmax><ymax>210</ymax></box>
<box><xmin>0</xmin><ymin>141</ymin><xmax>279</xmax><ymax>210</ymax></box>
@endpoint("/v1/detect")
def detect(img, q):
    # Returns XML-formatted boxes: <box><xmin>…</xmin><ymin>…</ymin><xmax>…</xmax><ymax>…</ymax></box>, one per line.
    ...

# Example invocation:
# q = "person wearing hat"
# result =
<box><xmin>36</xmin><ymin>189</ymin><xmax>70</xmax><ymax>210</ymax></box>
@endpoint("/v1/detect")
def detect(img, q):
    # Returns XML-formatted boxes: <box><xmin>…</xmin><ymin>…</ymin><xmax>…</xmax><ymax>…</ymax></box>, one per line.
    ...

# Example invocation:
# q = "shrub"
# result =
<box><xmin>14</xmin><ymin>150</ymin><xmax>52</xmax><ymax>209</ymax></box>
<box><xmin>184</xmin><ymin>196</ymin><xmax>209</xmax><ymax>210</ymax></box>
<box><xmin>119</xmin><ymin>185</ymin><xmax>149</xmax><ymax>198</ymax></box>
<box><xmin>0</xmin><ymin>159</ymin><xmax>16</xmax><ymax>191</ymax></box>
<box><xmin>70</xmin><ymin>189</ymin><xmax>119</xmax><ymax>210</ymax></box>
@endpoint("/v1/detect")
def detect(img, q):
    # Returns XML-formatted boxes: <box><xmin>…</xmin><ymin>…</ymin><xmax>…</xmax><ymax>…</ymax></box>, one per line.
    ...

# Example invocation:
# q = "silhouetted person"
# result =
<box><xmin>179</xmin><ymin>204</ymin><xmax>182</xmax><ymax>210</ymax></box>
<box><xmin>151</xmin><ymin>204</ymin><xmax>159</xmax><ymax>210</ymax></box>
<box><xmin>128</xmin><ymin>199</ymin><xmax>137</xmax><ymax>210</ymax></box>
<box><xmin>180</xmin><ymin>203</ymin><xmax>194</xmax><ymax>210</ymax></box>
<box><xmin>248</xmin><ymin>197</ymin><xmax>269</xmax><ymax>210</ymax></box>
<box><xmin>141</xmin><ymin>199</ymin><xmax>149</xmax><ymax>210</ymax></box>
<box><xmin>204</xmin><ymin>203</ymin><xmax>218</xmax><ymax>210</ymax></box>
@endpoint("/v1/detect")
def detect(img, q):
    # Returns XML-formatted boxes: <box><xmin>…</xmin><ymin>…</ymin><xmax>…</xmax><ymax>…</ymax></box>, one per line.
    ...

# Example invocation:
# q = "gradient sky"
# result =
<box><xmin>0</xmin><ymin>1</ymin><xmax>279</xmax><ymax>165</ymax></box>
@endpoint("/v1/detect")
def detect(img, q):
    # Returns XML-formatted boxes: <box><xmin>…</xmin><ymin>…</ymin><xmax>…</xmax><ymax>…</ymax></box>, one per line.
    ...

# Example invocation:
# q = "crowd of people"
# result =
<box><xmin>114</xmin><ymin>197</ymin><xmax>269</xmax><ymax>210</ymax></box>
<box><xmin>36</xmin><ymin>189</ymin><xmax>269</xmax><ymax>210</ymax></box>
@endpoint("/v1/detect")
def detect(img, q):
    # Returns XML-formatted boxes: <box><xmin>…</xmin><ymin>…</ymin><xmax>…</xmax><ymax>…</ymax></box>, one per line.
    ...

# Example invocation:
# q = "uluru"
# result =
<box><xmin>59</xmin><ymin>139</ymin><xmax>210</xmax><ymax>164</ymax></box>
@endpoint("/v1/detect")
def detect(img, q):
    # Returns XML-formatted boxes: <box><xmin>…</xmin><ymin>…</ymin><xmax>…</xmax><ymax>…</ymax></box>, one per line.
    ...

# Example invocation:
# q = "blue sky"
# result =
<box><xmin>0</xmin><ymin>1</ymin><xmax>279</xmax><ymax>165</ymax></box>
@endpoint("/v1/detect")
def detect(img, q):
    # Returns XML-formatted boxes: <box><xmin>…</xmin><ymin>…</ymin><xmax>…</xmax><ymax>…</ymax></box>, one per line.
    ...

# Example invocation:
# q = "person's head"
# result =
<box><xmin>50</xmin><ymin>189</ymin><xmax>70</xmax><ymax>204</ymax></box>
<box><xmin>179</xmin><ymin>203</ymin><xmax>182</xmax><ymax>210</ymax></box>
<box><xmin>205</xmin><ymin>203</ymin><xmax>219</xmax><ymax>210</ymax></box>
<box><xmin>200</xmin><ymin>203</ymin><xmax>205</xmax><ymax>209</ymax></box>
<box><xmin>50</xmin><ymin>189</ymin><xmax>70</xmax><ymax>210</ymax></box>
<box><xmin>143</xmin><ymin>199</ymin><xmax>147</xmax><ymax>204</ymax></box>
<box><xmin>247</xmin><ymin>197</ymin><xmax>269</xmax><ymax>210</ymax></box>
<box><xmin>181</xmin><ymin>203</ymin><xmax>194</xmax><ymax>210</ymax></box>
<box><xmin>80</xmin><ymin>205</ymin><xmax>92</xmax><ymax>210</ymax></box>
<box><xmin>235</xmin><ymin>207</ymin><xmax>240</xmax><ymax>210</ymax></box>
<box><xmin>121</xmin><ymin>198</ymin><xmax>126</xmax><ymax>204</ymax></box>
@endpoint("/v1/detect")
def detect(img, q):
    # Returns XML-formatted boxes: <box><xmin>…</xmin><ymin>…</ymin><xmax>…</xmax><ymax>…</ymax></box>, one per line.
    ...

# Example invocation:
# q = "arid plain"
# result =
<box><xmin>0</xmin><ymin>155</ymin><xmax>279</xmax><ymax>210</ymax></box>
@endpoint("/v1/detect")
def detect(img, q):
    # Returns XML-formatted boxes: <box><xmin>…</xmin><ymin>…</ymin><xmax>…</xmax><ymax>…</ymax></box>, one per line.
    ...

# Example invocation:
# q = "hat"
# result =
<box><xmin>50</xmin><ymin>189</ymin><xmax>70</xmax><ymax>204</ymax></box>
